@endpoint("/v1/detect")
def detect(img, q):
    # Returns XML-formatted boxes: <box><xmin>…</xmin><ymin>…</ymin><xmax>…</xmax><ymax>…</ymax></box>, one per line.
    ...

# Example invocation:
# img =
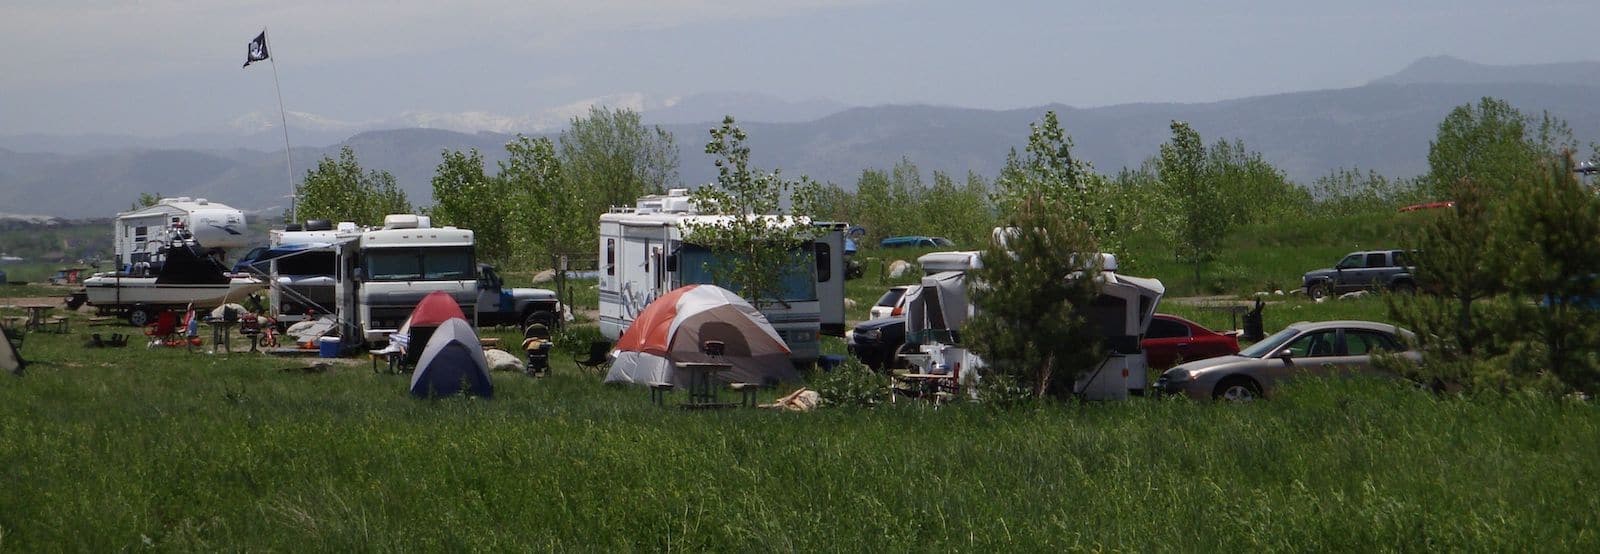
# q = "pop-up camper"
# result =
<box><xmin>901</xmin><ymin>250</ymin><xmax>1164</xmax><ymax>399</ymax></box>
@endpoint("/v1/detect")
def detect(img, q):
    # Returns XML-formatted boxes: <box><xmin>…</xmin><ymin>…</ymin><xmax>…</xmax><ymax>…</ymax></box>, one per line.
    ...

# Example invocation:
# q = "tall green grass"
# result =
<box><xmin>2</xmin><ymin>325</ymin><xmax>1596</xmax><ymax>550</ymax></box>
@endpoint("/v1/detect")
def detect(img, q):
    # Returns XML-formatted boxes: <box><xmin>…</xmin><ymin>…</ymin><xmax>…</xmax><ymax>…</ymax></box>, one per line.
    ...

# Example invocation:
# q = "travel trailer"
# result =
<box><xmin>113</xmin><ymin>198</ymin><xmax>249</xmax><ymax>269</ymax></box>
<box><xmin>597</xmin><ymin>189</ymin><xmax>847</xmax><ymax>364</ymax></box>
<box><xmin>901</xmin><ymin>249</ymin><xmax>1165</xmax><ymax>400</ymax></box>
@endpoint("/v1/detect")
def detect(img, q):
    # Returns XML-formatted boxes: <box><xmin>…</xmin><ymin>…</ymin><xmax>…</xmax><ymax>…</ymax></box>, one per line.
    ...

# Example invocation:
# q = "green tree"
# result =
<box><xmin>852</xmin><ymin>169</ymin><xmax>896</xmax><ymax>244</ymax></box>
<box><xmin>920</xmin><ymin>170</ymin><xmax>993</xmax><ymax>247</ymax></box>
<box><xmin>964</xmin><ymin>192</ymin><xmax>1105</xmax><ymax>400</ymax></box>
<box><xmin>1311</xmin><ymin>167</ymin><xmax>1420</xmax><ymax>217</ymax></box>
<box><xmin>1424</xmin><ymin>97</ymin><xmax>1540</xmax><ymax>199</ymax></box>
<box><xmin>993</xmin><ymin>112</ymin><xmax>1120</xmax><ymax>253</ymax></box>
<box><xmin>559</xmin><ymin>106</ymin><xmax>679</xmax><ymax>213</ymax></box>
<box><xmin>501</xmin><ymin>135</ymin><xmax>582</xmax><ymax>268</ymax></box>
<box><xmin>685</xmin><ymin>116</ymin><xmax>817</xmax><ymax>308</ymax></box>
<box><xmin>132</xmin><ymin>192</ymin><xmax>163</xmax><ymax>210</ymax></box>
<box><xmin>428</xmin><ymin>148</ymin><xmax>515</xmax><ymax>265</ymax></box>
<box><xmin>1156</xmin><ymin>121</ymin><xmax>1228</xmax><ymax>290</ymax></box>
<box><xmin>293</xmin><ymin>146</ymin><xmax>411</xmax><ymax>226</ymax></box>
<box><xmin>1498</xmin><ymin>154</ymin><xmax>1600</xmax><ymax>393</ymax></box>
<box><xmin>1386</xmin><ymin>99</ymin><xmax>1558</xmax><ymax>391</ymax></box>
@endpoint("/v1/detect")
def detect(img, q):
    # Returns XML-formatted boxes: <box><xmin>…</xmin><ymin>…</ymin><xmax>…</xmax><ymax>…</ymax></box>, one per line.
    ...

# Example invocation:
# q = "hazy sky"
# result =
<box><xmin>2</xmin><ymin>0</ymin><xmax>1593</xmax><ymax>136</ymax></box>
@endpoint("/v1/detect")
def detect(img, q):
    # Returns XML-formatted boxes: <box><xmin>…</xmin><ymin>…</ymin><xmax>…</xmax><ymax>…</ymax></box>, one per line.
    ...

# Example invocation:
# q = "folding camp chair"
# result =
<box><xmin>574</xmin><ymin>340</ymin><xmax>612</xmax><ymax>373</ymax></box>
<box><xmin>143</xmin><ymin>310</ymin><xmax>180</xmax><ymax>347</ymax></box>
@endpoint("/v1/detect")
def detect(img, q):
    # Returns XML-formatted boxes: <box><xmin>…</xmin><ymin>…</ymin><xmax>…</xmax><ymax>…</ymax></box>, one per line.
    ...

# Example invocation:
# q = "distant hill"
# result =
<box><xmin>3</xmin><ymin>58</ymin><xmax>1599</xmax><ymax>218</ymax></box>
<box><xmin>644</xmin><ymin>92</ymin><xmax>851</xmax><ymax>125</ymax></box>
<box><xmin>1372</xmin><ymin>55</ymin><xmax>1600</xmax><ymax>87</ymax></box>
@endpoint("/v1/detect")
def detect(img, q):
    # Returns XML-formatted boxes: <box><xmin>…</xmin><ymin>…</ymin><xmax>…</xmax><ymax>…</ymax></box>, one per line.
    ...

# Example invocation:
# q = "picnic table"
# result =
<box><xmin>16</xmin><ymin>304</ymin><xmax>56</xmax><ymax>332</ymax></box>
<box><xmin>677</xmin><ymin>362</ymin><xmax>736</xmax><ymax>409</ymax></box>
<box><xmin>208</xmin><ymin>320</ymin><xmax>237</xmax><ymax>353</ymax></box>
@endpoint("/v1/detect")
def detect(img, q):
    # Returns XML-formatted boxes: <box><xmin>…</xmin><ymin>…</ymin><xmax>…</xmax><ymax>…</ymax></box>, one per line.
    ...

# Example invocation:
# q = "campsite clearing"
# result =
<box><xmin>1</xmin><ymin>319</ymin><xmax>1597</xmax><ymax>550</ymax></box>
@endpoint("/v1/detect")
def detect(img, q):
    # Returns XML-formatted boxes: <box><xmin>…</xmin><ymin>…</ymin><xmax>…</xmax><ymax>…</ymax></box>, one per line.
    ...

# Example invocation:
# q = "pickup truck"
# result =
<box><xmin>1302</xmin><ymin>250</ymin><xmax>1416</xmax><ymax>300</ymax></box>
<box><xmin>474</xmin><ymin>264</ymin><xmax>563</xmax><ymax>329</ymax></box>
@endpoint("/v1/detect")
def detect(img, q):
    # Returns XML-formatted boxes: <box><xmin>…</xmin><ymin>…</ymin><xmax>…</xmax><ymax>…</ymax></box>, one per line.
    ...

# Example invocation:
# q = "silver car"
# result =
<box><xmin>1155</xmin><ymin>320</ymin><xmax>1418</xmax><ymax>401</ymax></box>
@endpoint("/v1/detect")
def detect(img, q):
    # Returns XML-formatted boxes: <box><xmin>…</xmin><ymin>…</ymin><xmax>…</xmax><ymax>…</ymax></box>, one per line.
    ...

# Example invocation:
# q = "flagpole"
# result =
<box><xmin>264</xmin><ymin>27</ymin><xmax>296</xmax><ymax>224</ymax></box>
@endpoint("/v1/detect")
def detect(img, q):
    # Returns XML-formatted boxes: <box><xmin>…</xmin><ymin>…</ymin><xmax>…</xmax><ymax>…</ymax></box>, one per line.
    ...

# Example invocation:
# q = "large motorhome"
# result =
<box><xmin>113</xmin><ymin>197</ymin><xmax>249</xmax><ymax>269</ymax></box>
<box><xmin>901</xmin><ymin>249</ymin><xmax>1165</xmax><ymax>399</ymax></box>
<box><xmin>597</xmin><ymin>189</ymin><xmax>846</xmax><ymax>363</ymax></box>
<box><xmin>334</xmin><ymin>215</ymin><xmax>478</xmax><ymax>344</ymax></box>
<box><xmin>261</xmin><ymin>220</ymin><xmax>354</xmax><ymax>326</ymax></box>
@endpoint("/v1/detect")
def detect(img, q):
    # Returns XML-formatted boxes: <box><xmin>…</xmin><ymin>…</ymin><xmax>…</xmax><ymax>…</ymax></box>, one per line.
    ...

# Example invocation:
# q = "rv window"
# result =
<box><xmin>653</xmin><ymin>248</ymin><xmax>664</xmax><ymax>290</ymax></box>
<box><xmin>423</xmin><ymin>248</ymin><xmax>474</xmax><ymax>280</ymax></box>
<box><xmin>677</xmin><ymin>244</ymin><xmax>818</xmax><ymax>302</ymax></box>
<box><xmin>606</xmin><ymin>239</ymin><xmax>615</xmax><ymax>276</ymax></box>
<box><xmin>814</xmin><ymin>242</ymin><xmax>831</xmax><ymax>283</ymax></box>
<box><xmin>363</xmin><ymin>247</ymin><xmax>475</xmax><ymax>281</ymax></box>
<box><xmin>276</xmin><ymin>251</ymin><xmax>334</xmax><ymax>276</ymax></box>
<box><xmin>365</xmin><ymin>251</ymin><xmax>422</xmax><ymax>281</ymax></box>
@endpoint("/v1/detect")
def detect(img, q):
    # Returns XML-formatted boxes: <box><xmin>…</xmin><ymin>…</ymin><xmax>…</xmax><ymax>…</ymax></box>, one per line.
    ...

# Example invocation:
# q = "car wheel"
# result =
<box><xmin>1213</xmin><ymin>377</ymin><xmax>1262</xmax><ymax>403</ymax></box>
<box><xmin>128</xmin><ymin>307</ymin><xmax>152</xmax><ymax>327</ymax></box>
<box><xmin>1392</xmin><ymin>281</ymin><xmax>1416</xmax><ymax>295</ymax></box>
<box><xmin>1307</xmin><ymin>282</ymin><xmax>1330</xmax><ymax>300</ymax></box>
<box><xmin>523</xmin><ymin>310</ymin><xmax>557</xmax><ymax>331</ymax></box>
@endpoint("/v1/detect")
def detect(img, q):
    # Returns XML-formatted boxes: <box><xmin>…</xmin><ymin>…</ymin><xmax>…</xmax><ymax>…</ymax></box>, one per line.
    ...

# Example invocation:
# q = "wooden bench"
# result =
<box><xmin>648</xmin><ymin>382</ymin><xmax>675</xmax><ymax>406</ymax></box>
<box><xmin>729</xmin><ymin>382</ymin><xmax>764</xmax><ymax>407</ymax></box>
<box><xmin>47</xmin><ymin>316</ymin><xmax>69</xmax><ymax>334</ymax></box>
<box><xmin>479</xmin><ymin>337</ymin><xmax>502</xmax><ymax>349</ymax></box>
<box><xmin>87</xmin><ymin>316</ymin><xmax>116</xmax><ymax>326</ymax></box>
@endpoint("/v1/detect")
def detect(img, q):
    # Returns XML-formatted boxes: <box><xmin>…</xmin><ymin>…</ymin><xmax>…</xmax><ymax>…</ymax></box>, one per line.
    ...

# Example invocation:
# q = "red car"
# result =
<box><xmin>1144</xmin><ymin>314</ymin><xmax>1240</xmax><ymax>370</ymax></box>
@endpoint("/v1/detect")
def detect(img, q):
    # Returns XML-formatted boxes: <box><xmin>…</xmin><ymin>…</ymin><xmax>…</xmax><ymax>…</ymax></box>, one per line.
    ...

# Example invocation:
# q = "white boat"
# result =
<box><xmin>83</xmin><ymin>275</ymin><xmax>265</xmax><ymax>308</ymax></box>
<box><xmin>82</xmin><ymin>235</ymin><xmax>265</xmax><ymax>324</ymax></box>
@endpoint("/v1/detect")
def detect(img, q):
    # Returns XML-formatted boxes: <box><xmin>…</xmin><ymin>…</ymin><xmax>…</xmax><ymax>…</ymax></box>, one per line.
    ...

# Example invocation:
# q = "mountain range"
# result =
<box><xmin>2</xmin><ymin>56</ymin><xmax>1596</xmax><ymax>219</ymax></box>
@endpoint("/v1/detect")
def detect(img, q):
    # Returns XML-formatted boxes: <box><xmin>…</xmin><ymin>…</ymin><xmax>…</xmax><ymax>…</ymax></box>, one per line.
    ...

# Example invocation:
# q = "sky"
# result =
<box><xmin>2</xmin><ymin>0</ymin><xmax>1594</xmax><ymax>136</ymax></box>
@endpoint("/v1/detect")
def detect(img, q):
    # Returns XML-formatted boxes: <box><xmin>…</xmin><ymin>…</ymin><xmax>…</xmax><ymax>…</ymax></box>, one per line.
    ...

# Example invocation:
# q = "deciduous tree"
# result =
<box><xmin>293</xmin><ymin>146</ymin><xmax>411</xmax><ymax>226</ymax></box>
<box><xmin>685</xmin><ymin>116</ymin><xmax>817</xmax><ymax>308</ymax></box>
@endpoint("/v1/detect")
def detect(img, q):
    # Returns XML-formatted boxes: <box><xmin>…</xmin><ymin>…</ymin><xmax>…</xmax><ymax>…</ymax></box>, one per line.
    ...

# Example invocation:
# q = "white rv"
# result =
<box><xmin>334</xmin><ymin>215</ymin><xmax>478</xmax><ymax>344</ymax></box>
<box><xmin>113</xmin><ymin>197</ymin><xmax>249</xmax><ymax>269</ymax></box>
<box><xmin>260</xmin><ymin>221</ymin><xmax>356</xmax><ymax>325</ymax></box>
<box><xmin>901</xmin><ymin>250</ymin><xmax>1165</xmax><ymax>399</ymax></box>
<box><xmin>597</xmin><ymin>189</ymin><xmax>847</xmax><ymax>363</ymax></box>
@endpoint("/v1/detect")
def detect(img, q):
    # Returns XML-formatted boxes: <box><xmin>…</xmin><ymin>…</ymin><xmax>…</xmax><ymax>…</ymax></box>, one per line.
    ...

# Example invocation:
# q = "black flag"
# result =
<box><xmin>243</xmin><ymin>31</ymin><xmax>269</xmax><ymax>68</ymax></box>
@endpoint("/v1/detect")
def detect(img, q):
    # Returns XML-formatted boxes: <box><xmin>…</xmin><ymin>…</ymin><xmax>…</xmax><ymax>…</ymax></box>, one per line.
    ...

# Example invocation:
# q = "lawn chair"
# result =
<box><xmin>574</xmin><ymin>340</ymin><xmax>612</xmax><ymax>373</ymax></box>
<box><xmin>143</xmin><ymin>310</ymin><xmax>180</xmax><ymax>347</ymax></box>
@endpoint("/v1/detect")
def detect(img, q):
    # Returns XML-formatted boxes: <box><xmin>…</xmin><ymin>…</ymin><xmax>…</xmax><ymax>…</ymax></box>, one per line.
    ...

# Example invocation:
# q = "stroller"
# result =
<box><xmin>522</xmin><ymin>323</ymin><xmax>553</xmax><ymax>377</ymax></box>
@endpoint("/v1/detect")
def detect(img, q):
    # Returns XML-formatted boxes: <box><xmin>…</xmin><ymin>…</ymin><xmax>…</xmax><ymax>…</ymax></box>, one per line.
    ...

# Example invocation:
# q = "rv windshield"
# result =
<box><xmin>276</xmin><ymin>251</ymin><xmax>335</xmax><ymax>276</ymax></box>
<box><xmin>677</xmin><ymin>244</ymin><xmax>817</xmax><ymax>302</ymax></box>
<box><xmin>363</xmin><ymin>247</ymin><xmax>475</xmax><ymax>281</ymax></box>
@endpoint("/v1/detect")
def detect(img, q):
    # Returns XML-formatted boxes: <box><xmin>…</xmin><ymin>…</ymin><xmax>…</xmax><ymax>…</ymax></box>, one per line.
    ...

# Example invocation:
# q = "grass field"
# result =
<box><xmin>6</xmin><ymin>212</ymin><xmax>1596</xmax><ymax>550</ymax></box>
<box><xmin>3</xmin><ymin>311</ymin><xmax>1598</xmax><ymax>550</ymax></box>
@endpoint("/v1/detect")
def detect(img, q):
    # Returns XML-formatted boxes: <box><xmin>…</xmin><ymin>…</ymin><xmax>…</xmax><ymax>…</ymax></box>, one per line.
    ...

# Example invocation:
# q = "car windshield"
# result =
<box><xmin>1239</xmin><ymin>327</ymin><xmax>1301</xmax><ymax>358</ymax></box>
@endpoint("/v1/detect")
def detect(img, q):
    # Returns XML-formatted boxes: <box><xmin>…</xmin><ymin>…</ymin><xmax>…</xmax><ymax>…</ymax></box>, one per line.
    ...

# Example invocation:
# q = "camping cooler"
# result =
<box><xmin>319</xmin><ymin>336</ymin><xmax>341</xmax><ymax>358</ymax></box>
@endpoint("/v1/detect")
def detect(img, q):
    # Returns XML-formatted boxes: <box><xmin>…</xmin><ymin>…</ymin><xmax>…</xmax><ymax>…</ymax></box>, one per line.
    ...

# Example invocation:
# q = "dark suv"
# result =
<box><xmin>1302</xmin><ymin>250</ymin><xmax>1416</xmax><ymax>300</ymax></box>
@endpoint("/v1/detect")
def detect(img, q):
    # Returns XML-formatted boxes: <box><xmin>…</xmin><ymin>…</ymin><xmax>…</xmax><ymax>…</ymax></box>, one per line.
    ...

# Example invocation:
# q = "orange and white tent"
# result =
<box><xmin>605</xmin><ymin>285</ymin><xmax>797</xmax><ymax>387</ymax></box>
